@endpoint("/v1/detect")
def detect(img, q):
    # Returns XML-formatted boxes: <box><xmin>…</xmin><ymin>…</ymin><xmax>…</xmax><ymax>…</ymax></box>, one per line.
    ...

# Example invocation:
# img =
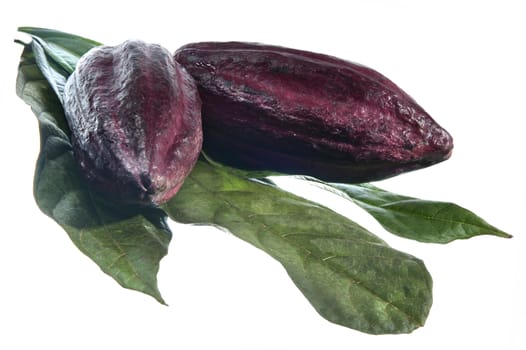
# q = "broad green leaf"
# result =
<box><xmin>163</xmin><ymin>160</ymin><xmax>433</xmax><ymax>334</ymax></box>
<box><xmin>309</xmin><ymin>181</ymin><xmax>511</xmax><ymax>244</ymax></box>
<box><xmin>15</xmin><ymin>35</ymin><xmax>171</xmax><ymax>304</ymax></box>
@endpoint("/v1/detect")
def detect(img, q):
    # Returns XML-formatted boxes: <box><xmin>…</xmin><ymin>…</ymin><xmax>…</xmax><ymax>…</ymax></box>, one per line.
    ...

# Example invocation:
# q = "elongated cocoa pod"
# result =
<box><xmin>64</xmin><ymin>40</ymin><xmax>202</xmax><ymax>205</ymax></box>
<box><xmin>174</xmin><ymin>42</ymin><xmax>453</xmax><ymax>182</ymax></box>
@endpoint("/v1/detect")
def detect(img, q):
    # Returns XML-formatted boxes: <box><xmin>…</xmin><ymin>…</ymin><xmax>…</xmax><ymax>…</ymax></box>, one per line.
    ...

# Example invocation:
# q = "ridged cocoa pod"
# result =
<box><xmin>64</xmin><ymin>40</ymin><xmax>202</xmax><ymax>205</ymax></box>
<box><xmin>174</xmin><ymin>42</ymin><xmax>453</xmax><ymax>182</ymax></box>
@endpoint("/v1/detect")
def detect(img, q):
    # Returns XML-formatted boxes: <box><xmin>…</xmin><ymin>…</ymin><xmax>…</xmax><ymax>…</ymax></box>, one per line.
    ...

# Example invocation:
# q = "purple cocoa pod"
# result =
<box><xmin>174</xmin><ymin>42</ymin><xmax>453</xmax><ymax>182</ymax></box>
<box><xmin>64</xmin><ymin>40</ymin><xmax>202</xmax><ymax>205</ymax></box>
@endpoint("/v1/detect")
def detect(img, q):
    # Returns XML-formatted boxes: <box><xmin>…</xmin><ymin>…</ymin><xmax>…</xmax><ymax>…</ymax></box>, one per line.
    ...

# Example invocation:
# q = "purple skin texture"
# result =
<box><xmin>64</xmin><ymin>40</ymin><xmax>202</xmax><ymax>205</ymax></box>
<box><xmin>174</xmin><ymin>42</ymin><xmax>453</xmax><ymax>182</ymax></box>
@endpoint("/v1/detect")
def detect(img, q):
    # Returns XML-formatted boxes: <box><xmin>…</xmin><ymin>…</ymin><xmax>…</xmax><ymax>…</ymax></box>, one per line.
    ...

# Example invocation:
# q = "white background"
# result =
<box><xmin>1</xmin><ymin>1</ymin><xmax>524</xmax><ymax>349</ymax></box>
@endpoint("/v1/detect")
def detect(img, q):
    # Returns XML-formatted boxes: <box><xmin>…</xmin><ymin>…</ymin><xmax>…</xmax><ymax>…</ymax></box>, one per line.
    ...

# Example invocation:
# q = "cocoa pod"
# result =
<box><xmin>174</xmin><ymin>42</ymin><xmax>453</xmax><ymax>182</ymax></box>
<box><xmin>64</xmin><ymin>40</ymin><xmax>202</xmax><ymax>205</ymax></box>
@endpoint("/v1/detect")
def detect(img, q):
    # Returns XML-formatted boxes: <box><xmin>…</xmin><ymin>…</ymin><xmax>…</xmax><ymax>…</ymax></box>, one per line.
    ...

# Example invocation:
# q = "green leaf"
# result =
<box><xmin>313</xmin><ymin>181</ymin><xmax>512</xmax><ymax>244</ymax></box>
<box><xmin>15</xmin><ymin>33</ymin><xmax>171</xmax><ymax>304</ymax></box>
<box><xmin>16</xmin><ymin>27</ymin><xmax>101</xmax><ymax>101</ymax></box>
<box><xmin>163</xmin><ymin>160</ymin><xmax>433</xmax><ymax>334</ymax></box>
<box><xmin>18</xmin><ymin>26</ymin><xmax>101</xmax><ymax>74</ymax></box>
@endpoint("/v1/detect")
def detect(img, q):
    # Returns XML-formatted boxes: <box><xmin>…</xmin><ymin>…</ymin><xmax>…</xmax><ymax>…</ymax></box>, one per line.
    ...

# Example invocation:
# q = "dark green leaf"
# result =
<box><xmin>311</xmin><ymin>181</ymin><xmax>512</xmax><ymax>243</ymax></box>
<box><xmin>15</xmin><ymin>34</ymin><xmax>171</xmax><ymax>304</ymax></box>
<box><xmin>163</xmin><ymin>160</ymin><xmax>433</xmax><ymax>334</ymax></box>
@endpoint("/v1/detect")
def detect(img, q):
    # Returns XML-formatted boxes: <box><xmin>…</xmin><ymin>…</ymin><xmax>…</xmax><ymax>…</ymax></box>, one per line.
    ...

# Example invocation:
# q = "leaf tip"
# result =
<box><xmin>488</xmin><ymin>227</ymin><xmax>513</xmax><ymax>240</ymax></box>
<box><xmin>17</xmin><ymin>26</ymin><xmax>38</xmax><ymax>37</ymax></box>
<box><xmin>156</xmin><ymin>295</ymin><xmax>169</xmax><ymax>306</ymax></box>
